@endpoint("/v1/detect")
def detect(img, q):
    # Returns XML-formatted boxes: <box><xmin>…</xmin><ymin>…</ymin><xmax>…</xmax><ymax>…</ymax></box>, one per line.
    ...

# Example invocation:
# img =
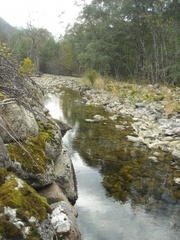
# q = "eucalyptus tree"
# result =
<box><xmin>165</xmin><ymin>0</ymin><xmax>180</xmax><ymax>84</ymax></box>
<box><xmin>69</xmin><ymin>0</ymin><xmax>133</xmax><ymax>78</ymax></box>
<box><xmin>25</xmin><ymin>23</ymin><xmax>53</xmax><ymax>74</ymax></box>
<box><xmin>67</xmin><ymin>0</ymin><xmax>180</xmax><ymax>83</ymax></box>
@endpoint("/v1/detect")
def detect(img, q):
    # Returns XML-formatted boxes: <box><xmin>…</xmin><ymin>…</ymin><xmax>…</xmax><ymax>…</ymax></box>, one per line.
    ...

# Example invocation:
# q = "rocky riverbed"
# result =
<box><xmin>35</xmin><ymin>74</ymin><xmax>180</xmax><ymax>200</ymax></box>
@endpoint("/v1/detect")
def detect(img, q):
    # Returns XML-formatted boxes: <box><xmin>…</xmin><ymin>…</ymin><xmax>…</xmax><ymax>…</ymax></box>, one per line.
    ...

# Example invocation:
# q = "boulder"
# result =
<box><xmin>50</xmin><ymin>201</ymin><xmax>81</xmax><ymax>240</ymax></box>
<box><xmin>55</xmin><ymin>119</ymin><xmax>72</xmax><ymax>137</ymax></box>
<box><xmin>45</xmin><ymin>126</ymin><xmax>63</xmax><ymax>163</ymax></box>
<box><xmin>0</xmin><ymin>102</ymin><xmax>38</xmax><ymax>143</ymax></box>
<box><xmin>38</xmin><ymin>182</ymin><xmax>68</xmax><ymax>204</ymax></box>
<box><xmin>0</xmin><ymin>171</ymin><xmax>53</xmax><ymax>240</ymax></box>
<box><xmin>0</xmin><ymin>136</ymin><xmax>11</xmax><ymax>169</ymax></box>
<box><xmin>54</xmin><ymin>149</ymin><xmax>78</xmax><ymax>204</ymax></box>
<box><xmin>6</xmin><ymin>120</ymin><xmax>63</xmax><ymax>188</ymax></box>
<box><xmin>9</xmin><ymin>160</ymin><xmax>55</xmax><ymax>188</ymax></box>
<box><xmin>172</xmin><ymin>149</ymin><xmax>180</xmax><ymax>162</ymax></box>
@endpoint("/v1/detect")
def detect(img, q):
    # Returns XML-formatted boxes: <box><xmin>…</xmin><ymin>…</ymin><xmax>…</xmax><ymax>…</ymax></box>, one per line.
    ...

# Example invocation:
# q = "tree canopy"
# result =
<box><xmin>0</xmin><ymin>0</ymin><xmax>180</xmax><ymax>84</ymax></box>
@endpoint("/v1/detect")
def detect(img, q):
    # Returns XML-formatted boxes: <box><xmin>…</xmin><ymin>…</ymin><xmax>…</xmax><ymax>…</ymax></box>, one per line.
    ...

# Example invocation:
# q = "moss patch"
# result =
<box><xmin>0</xmin><ymin>215</ymin><xmax>24</xmax><ymax>240</ymax></box>
<box><xmin>0</xmin><ymin>168</ymin><xmax>8</xmax><ymax>185</ymax></box>
<box><xmin>7</xmin><ymin>121</ymin><xmax>56</xmax><ymax>174</ymax></box>
<box><xmin>0</xmin><ymin>92</ymin><xmax>5</xmax><ymax>101</ymax></box>
<box><xmin>0</xmin><ymin>172</ymin><xmax>51</xmax><ymax>239</ymax></box>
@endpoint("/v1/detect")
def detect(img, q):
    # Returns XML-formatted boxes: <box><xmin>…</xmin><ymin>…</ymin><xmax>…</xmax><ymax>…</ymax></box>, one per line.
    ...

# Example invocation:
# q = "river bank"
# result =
<box><xmin>0</xmin><ymin>68</ymin><xmax>81</xmax><ymax>239</ymax></box>
<box><xmin>35</xmin><ymin>74</ymin><xmax>180</xmax><ymax>201</ymax></box>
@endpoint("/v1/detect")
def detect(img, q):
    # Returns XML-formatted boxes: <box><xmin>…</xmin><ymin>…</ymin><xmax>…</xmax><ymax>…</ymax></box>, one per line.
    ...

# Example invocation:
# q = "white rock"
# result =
<box><xmin>174</xmin><ymin>178</ymin><xmax>180</xmax><ymax>184</ymax></box>
<box><xmin>127</xmin><ymin>135</ymin><xmax>143</xmax><ymax>143</ymax></box>
<box><xmin>51</xmin><ymin>206</ymin><xmax>70</xmax><ymax>233</ymax></box>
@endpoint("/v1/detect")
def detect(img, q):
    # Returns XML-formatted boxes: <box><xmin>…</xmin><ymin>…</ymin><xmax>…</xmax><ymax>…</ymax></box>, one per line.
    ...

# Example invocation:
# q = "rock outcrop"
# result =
<box><xmin>0</xmin><ymin>57</ymin><xmax>81</xmax><ymax>239</ymax></box>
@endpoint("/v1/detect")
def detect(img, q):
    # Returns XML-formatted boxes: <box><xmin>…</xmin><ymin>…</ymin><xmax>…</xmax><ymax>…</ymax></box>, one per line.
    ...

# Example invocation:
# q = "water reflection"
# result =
<box><xmin>45</xmin><ymin>90</ymin><xmax>180</xmax><ymax>240</ymax></box>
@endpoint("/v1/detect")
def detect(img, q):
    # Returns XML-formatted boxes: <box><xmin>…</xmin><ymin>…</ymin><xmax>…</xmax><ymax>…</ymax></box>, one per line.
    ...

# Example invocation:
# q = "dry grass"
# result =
<box><xmin>93</xmin><ymin>77</ymin><xmax>106</xmax><ymax>90</ymax></box>
<box><xmin>161</xmin><ymin>86</ymin><xmax>180</xmax><ymax>116</ymax></box>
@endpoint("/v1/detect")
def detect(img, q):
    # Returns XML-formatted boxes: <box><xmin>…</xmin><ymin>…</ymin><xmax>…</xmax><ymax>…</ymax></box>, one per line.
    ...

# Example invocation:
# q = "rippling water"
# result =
<box><xmin>45</xmin><ymin>88</ymin><xmax>180</xmax><ymax>240</ymax></box>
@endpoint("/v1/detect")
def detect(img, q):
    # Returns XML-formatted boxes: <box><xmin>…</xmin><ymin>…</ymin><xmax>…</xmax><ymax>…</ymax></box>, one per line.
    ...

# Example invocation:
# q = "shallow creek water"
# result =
<box><xmin>45</xmin><ymin>88</ymin><xmax>180</xmax><ymax>240</ymax></box>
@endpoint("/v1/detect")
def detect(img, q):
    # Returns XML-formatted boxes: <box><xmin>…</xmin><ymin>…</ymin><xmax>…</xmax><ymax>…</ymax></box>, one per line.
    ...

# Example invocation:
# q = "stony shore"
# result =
<box><xmin>35</xmin><ymin>74</ymin><xmax>180</xmax><ymax>186</ymax></box>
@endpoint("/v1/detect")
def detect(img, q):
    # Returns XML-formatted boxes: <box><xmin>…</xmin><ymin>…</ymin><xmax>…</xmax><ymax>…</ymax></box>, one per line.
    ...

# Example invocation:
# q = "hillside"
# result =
<box><xmin>0</xmin><ymin>16</ymin><xmax>16</xmax><ymax>41</ymax></box>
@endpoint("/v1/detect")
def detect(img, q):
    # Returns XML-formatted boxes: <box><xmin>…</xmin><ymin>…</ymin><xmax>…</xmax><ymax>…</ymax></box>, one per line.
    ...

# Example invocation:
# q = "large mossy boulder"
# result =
<box><xmin>6</xmin><ymin>121</ymin><xmax>62</xmax><ymax>188</ymax></box>
<box><xmin>0</xmin><ymin>170</ymin><xmax>53</xmax><ymax>240</ymax></box>
<box><xmin>0</xmin><ymin>170</ymin><xmax>81</xmax><ymax>240</ymax></box>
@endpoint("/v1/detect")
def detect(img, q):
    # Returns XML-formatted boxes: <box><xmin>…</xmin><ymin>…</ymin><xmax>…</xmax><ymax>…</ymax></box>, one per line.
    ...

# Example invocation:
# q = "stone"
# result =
<box><xmin>55</xmin><ymin>119</ymin><xmax>72</xmax><ymax>137</ymax></box>
<box><xmin>127</xmin><ymin>135</ymin><xmax>143</xmax><ymax>143</ymax></box>
<box><xmin>45</xmin><ymin>127</ymin><xmax>62</xmax><ymax>163</ymax></box>
<box><xmin>135</xmin><ymin>102</ymin><xmax>146</xmax><ymax>108</ymax></box>
<box><xmin>9</xmin><ymin>161</ymin><xmax>55</xmax><ymax>188</ymax></box>
<box><xmin>174</xmin><ymin>178</ymin><xmax>180</xmax><ymax>184</ymax></box>
<box><xmin>85</xmin><ymin>114</ymin><xmax>106</xmax><ymax>123</ymax></box>
<box><xmin>50</xmin><ymin>204</ymin><xmax>71</xmax><ymax>233</ymax></box>
<box><xmin>109</xmin><ymin>115</ymin><xmax>119</xmax><ymax>121</ymax></box>
<box><xmin>161</xmin><ymin>189</ymin><xmax>177</xmax><ymax>204</ymax></box>
<box><xmin>153</xmin><ymin>152</ymin><xmax>161</xmax><ymax>157</ymax></box>
<box><xmin>0</xmin><ymin>136</ymin><xmax>11</xmax><ymax>169</ymax></box>
<box><xmin>115</xmin><ymin>125</ymin><xmax>125</xmax><ymax>130</ymax></box>
<box><xmin>93</xmin><ymin>114</ymin><xmax>106</xmax><ymax>121</ymax></box>
<box><xmin>0</xmin><ymin>103</ymin><xmax>38</xmax><ymax>143</ymax></box>
<box><xmin>54</xmin><ymin>149</ymin><xmax>78</xmax><ymax>204</ymax></box>
<box><xmin>172</xmin><ymin>149</ymin><xmax>180</xmax><ymax>162</ymax></box>
<box><xmin>0</xmin><ymin>173</ymin><xmax>54</xmax><ymax>240</ymax></box>
<box><xmin>148</xmin><ymin>156</ymin><xmax>158</xmax><ymax>163</ymax></box>
<box><xmin>50</xmin><ymin>201</ymin><xmax>81</xmax><ymax>240</ymax></box>
<box><xmin>38</xmin><ymin>219</ymin><xmax>55</xmax><ymax>240</ymax></box>
<box><xmin>85</xmin><ymin>118</ymin><xmax>97</xmax><ymax>123</ymax></box>
<box><xmin>38</xmin><ymin>182</ymin><xmax>68</xmax><ymax>204</ymax></box>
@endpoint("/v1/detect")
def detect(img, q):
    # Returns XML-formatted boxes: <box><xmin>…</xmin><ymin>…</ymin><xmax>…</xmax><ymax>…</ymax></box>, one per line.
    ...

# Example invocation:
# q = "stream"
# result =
<box><xmin>45</xmin><ymin>87</ymin><xmax>180</xmax><ymax>240</ymax></box>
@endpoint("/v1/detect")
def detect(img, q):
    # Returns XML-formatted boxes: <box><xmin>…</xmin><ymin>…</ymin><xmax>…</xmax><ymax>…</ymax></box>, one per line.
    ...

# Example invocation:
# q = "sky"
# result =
<box><xmin>0</xmin><ymin>0</ymin><xmax>91</xmax><ymax>37</ymax></box>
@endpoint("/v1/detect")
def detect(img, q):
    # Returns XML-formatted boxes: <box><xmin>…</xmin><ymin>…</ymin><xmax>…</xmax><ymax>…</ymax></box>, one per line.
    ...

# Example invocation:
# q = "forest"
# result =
<box><xmin>0</xmin><ymin>0</ymin><xmax>180</xmax><ymax>85</ymax></box>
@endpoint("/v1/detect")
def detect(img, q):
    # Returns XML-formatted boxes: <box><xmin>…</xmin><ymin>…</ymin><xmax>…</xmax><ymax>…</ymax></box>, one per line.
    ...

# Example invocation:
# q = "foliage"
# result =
<box><xmin>65</xmin><ymin>0</ymin><xmax>180</xmax><ymax>84</ymax></box>
<box><xmin>1</xmin><ymin>1</ymin><xmax>180</xmax><ymax>84</ymax></box>
<box><xmin>84</xmin><ymin>69</ymin><xmax>100</xmax><ymax>85</ymax></box>
<box><xmin>19</xmin><ymin>57</ymin><xmax>34</xmax><ymax>75</ymax></box>
<box><xmin>0</xmin><ymin>42</ymin><xmax>12</xmax><ymax>58</ymax></box>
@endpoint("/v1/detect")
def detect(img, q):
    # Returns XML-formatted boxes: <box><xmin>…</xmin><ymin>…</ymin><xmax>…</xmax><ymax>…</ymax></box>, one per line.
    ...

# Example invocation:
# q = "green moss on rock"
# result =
<box><xmin>0</xmin><ymin>168</ymin><xmax>8</xmax><ymax>185</ymax></box>
<box><xmin>0</xmin><ymin>92</ymin><xmax>5</xmax><ymax>101</ymax></box>
<box><xmin>0</xmin><ymin>172</ymin><xmax>51</xmax><ymax>239</ymax></box>
<box><xmin>7</xmin><ymin>120</ymin><xmax>56</xmax><ymax>174</ymax></box>
<box><xmin>0</xmin><ymin>215</ymin><xmax>24</xmax><ymax>240</ymax></box>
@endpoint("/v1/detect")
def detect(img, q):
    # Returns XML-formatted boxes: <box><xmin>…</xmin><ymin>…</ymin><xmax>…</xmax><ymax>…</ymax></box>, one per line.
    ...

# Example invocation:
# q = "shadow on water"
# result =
<box><xmin>45</xmin><ymin>88</ymin><xmax>180</xmax><ymax>240</ymax></box>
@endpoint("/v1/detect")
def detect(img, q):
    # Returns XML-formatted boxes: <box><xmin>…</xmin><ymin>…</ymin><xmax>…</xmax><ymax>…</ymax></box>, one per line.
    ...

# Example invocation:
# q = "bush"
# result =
<box><xmin>19</xmin><ymin>58</ymin><xmax>34</xmax><ymax>75</ymax></box>
<box><xmin>0</xmin><ymin>42</ymin><xmax>12</xmax><ymax>58</ymax></box>
<box><xmin>84</xmin><ymin>69</ymin><xmax>99</xmax><ymax>85</ymax></box>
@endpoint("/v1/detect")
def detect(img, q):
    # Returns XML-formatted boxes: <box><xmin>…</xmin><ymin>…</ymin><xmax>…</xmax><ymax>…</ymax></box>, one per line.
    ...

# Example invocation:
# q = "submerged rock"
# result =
<box><xmin>127</xmin><ymin>135</ymin><xmax>143</xmax><ymax>143</ymax></box>
<box><xmin>85</xmin><ymin>114</ymin><xmax>106</xmax><ymax>122</ymax></box>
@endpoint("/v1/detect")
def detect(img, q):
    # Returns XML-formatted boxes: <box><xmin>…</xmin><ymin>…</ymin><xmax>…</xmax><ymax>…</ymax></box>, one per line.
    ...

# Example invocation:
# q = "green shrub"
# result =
<box><xmin>85</xmin><ymin>69</ymin><xmax>99</xmax><ymax>85</ymax></box>
<box><xmin>19</xmin><ymin>58</ymin><xmax>34</xmax><ymax>75</ymax></box>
